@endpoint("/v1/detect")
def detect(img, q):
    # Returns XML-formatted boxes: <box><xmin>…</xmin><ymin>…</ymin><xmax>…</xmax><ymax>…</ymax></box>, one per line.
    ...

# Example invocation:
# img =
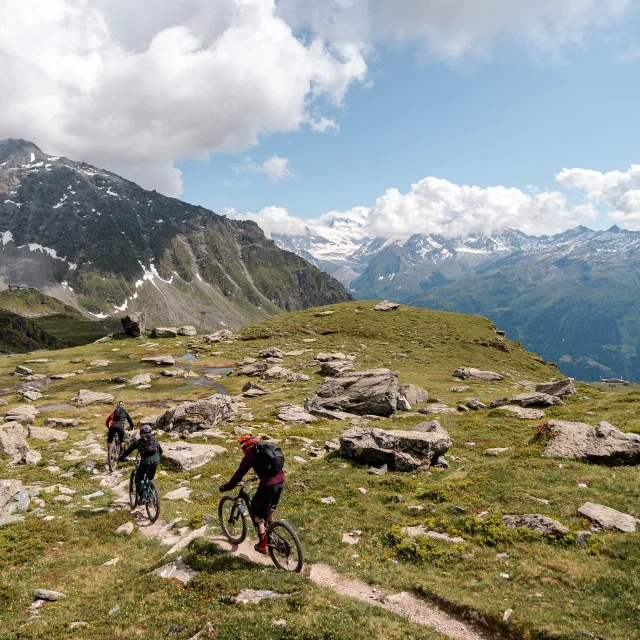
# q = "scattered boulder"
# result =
<box><xmin>0</xmin><ymin>515</ymin><xmax>25</xmax><ymax>527</ymax></box>
<box><xmin>578</xmin><ymin>502</ymin><xmax>637</xmax><ymax>533</ymax></box>
<box><xmin>110</xmin><ymin>376</ymin><xmax>130</xmax><ymax>384</ymax></box>
<box><xmin>177</xmin><ymin>326</ymin><xmax>197</xmax><ymax>337</ymax></box>
<box><xmin>44</xmin><ymin>418</ymin><xmax>81</xmax><ymax>427</ymax></box>
<box><xmin>0</xmin><ymin>479</ymin><xmax>29</xmax><ymax>516</ymax></box>
<box><xmin>6</xmin><ymin>405</ymin><xmax>39</xmax><ymax>423</ymax></box>
<box><xmin>24</xmin><ymin>359</ymin><xmax>49</xmax><ymax>364</ymax></box>
<box><xmin>502</xmin><ymin>514</ymin><xmax>569</xmax><ymax>537</ymax></box>
<box><xmin>535</xmin><ymin>379</ymin><xmax>576</xmax><ymax>398</ymax></box>
<box><xmin>141</xmin><ymin>356</ymin><xmax>175</xmax><ymax>366</ymax></box>
<box><xmin>19</xmin><ymin>450</ymin><xmax>42</xmax><ymax>465</ymax></box>
<box><xmin>34</xmin><ymin>589</ymin><xmax>66</xmax><ymax>602</ymax></box>
<box><xmin>486</xmin><ymin>447</ymin><xmax>510</xmax><ymax>456</ymax></box>
<box><xmin>164</xmin><ymin>487</ymin><xmax>192</xmax><ymax>500</ymax></box>
<box><xmin>116</xmin><ymin>522</ymin><xmax>135</xmax><ymax>536</ymax></box>
<box><xmin>130</xmin><ymin>373</ymin><xmax>152</xmax><ymax>386</ymax></box>
<box><xmin>277</xmin><ymin>404</ymin><xmax>317</xmax><ymax>424</ymax></box>
<box><xmin>450</xmin><ymin>386</ymin><xmax>471</xmax><ymax>393</ymax></box>
<box><xmin>400</xmin><ymin>526</ymin><xmax>464</xmax><ymax>543</ymax></box>
<box><xmin>88</xmin><ymin>360</ymin><xmax>110</xmax><ymax>367</ymax></box>
<box><xmin>0</xmin><ymin>422</ymin><xmax>29</xmax><ymax>458</ymax></box>
<box><xmin>315</xmin><ymin>311</ymin><xmax>334</xmax><ymax>317</ymax></box>
<box><xmin>162</xmin><ymin>442</ymin><xmax>228</xmax><ymax>471</ymax></box>
<box><xmin>21</xmin><ymin>389</ymin><xmax>42</xmax><ymax>402</ymax></box>
<box><xmin>396</xmin><ymin>395</ymin><xmax>412</xmax><ymax>411</ymax></box>
<box><xmin>153</xmin><ymin>557</ymin><xmax>199</xmax><ymax>585</ymax></box>
<box><xmin>235</xmin><ymin>590</ymin><xmax>289</xmax><ymax>605</ymax></box>
<box><xmin>418</xmin><ymin>404</ymin><xmax>457</xmax><ymax>415</ymax></box>
<box><xmin>490</xmin><ymin>393</ymin><xmax>564</xmax><ymax>409</ymax></box>
<box><xmin>49</xmin><ymin>373</ymin><xmax>76</xmax><ymax>380</ymax></box>
<box><xmin>309</xmin><ymin>368</ymin><xmax>398</xmax><ymax>417</ymax></box>
<box><xmin>242</xmin><ymin>381</ymin><xmax>264</xmax><ymax>393</ymax></box>
<box><xmin>259</xmin><ymin>347</ymin><xmax>284</xmax><ymax>359</ymax></box>
<box><xmin>374</xmin><ymin>300</ymin><xmax>400</xmax><ymax>311</ymax></box>
<box><xmin>495</xmin><ymin>406</ymin><xmax>545</xmax><ymax>420</ymax></box>
<box><xmin>73</xmin><ymin>390</ymin><xmax>114</xmax><ymax>406</ymax></box>
<box><xmin>205</xmin><ymin>330</ymin><xmax>234</xmax><ymax>343</ymax></box>
<box><xmin>398</xmin><ymin>384</ymin><xmax>429</xmax><ymax>405</ymax></box>
<box><xmin>121</xmin><ymin>312</ymin><xmax>147</xmax><ymax>337</ymax></box>
<box><xmin>465</xmin><ymin>398</ymin><xmax>487</xmax><ymax>410</ymax></box>
<box><xmin>339</xmin><ymin>423</ymin><xmax>453</xmax><ymax>471</ymax></box>
<box><xmin>14</xmin><ymin>365</ymin><xmax>33</xmax><ymax>376</ymax></box>
<box><xmin>156</xmin><ymin>395</ymin><xmax>237</xmax><ymax>433</ymax></box>
<box><xmin>320</xmin><ymin>361</ymin><xmax>353</xmax><ymax>377</ymax></box>
<box><xmin>28</xmin><ymin>426</ymin><xmax>68</xmax><ymax>442</ymax></box>
<box><xmin>240</xmin><ymin>362</ymin><xmax>269</xmax><ymax>376</ymax></box>
<box><xmin>541</xmin><ymin>420</ymin><xmax>640</xmax><ymax>465</ymax></box>
<box><xmin>93</xmin><ymin>335</ymin><xmax>113</xmax><ymax>344</ymax></box>
<box><xmin>263</xmin><ymin>366</ymin><xmax>292</xmax><ymax>381</ymax></box>
<box><xmin>151</xmin><ymin>327</ymin><xmax>178</xmax><ymax>339</ymax></box>
<box><xmin>314</xmin><ymin>352</ymin><xmax>346</xmax><ymax>362</ymax></box>
<box><xmin>452</xmin><ymin>368</ymin><xmax>503</xmax><ymax>381</ymax></box>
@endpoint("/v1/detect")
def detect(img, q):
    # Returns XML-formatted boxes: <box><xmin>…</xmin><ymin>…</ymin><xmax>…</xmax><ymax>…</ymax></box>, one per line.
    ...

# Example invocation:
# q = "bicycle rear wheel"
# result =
<box><xmin>108</xmin><ymin>434</ymin><xmax>120</xmax><ymax>472</ymax></box>
<box><xmin>268</xmin><ymin>520</ymin><xmax>303</xmax><ymax>573</ymax></box>
<box><xmin>145</xmin><ymin>480</ymin><xmax>160</xmax><ymax>523</ymax></box>
<box><xmin>218</xmin><ymin>496</ymin><xmax>247</xmax><ymax>544</ymax></box>
<box><xmin>128</xmin><ymin>471</ymin><xmax>137</xmax><ymax>509</ymax></box>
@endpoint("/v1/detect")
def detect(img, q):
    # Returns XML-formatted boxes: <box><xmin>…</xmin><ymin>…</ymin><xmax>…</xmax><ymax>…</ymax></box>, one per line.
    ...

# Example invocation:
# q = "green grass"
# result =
<box><xmin>0</xmin><ymin>301</ymin><xmax>638</xmax><ymax>639</ymax></box>
<box><xmin>34</xmin><ymin>314</ymin><xmax>111</xmax><ymax>348</ymax></box>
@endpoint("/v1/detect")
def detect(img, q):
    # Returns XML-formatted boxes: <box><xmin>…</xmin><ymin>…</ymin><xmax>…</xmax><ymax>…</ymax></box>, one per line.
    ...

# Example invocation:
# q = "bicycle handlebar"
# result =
<box><xmin>238</xmin><ymin>475</ymin><xmax>259</xmax><ymax>487</ymax></box>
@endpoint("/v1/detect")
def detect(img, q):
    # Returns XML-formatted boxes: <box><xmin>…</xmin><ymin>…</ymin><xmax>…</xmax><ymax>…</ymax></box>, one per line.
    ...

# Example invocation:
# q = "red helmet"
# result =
<box><xmin>237</xmin><ymin>434</ymin><xmax>258</xmax><ymax>453</ymax></box>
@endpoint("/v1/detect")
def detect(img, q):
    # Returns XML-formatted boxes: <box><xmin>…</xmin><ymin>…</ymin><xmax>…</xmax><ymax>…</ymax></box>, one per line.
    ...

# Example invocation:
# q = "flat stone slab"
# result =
<box><xmin>153</xmin><ymin>557</ymin><xmax>199</xmax><ymax>585</ymax></box>
<box><xmin>34</xmin><ymin>589</ymin><xmax>66</xmax><ymax>601</ymax></box>
<box><xmin>277</xmin><ymin>404</ymin><xmax>317</xmax><ymax>423</ymax></box>
<box><xmin>5</xmin><ymin>405</ymin><xmax>39</xmax><ymax>422</ymax></box>
<box><xmin>502</xmin><ymin>514</ymin><xmax>569</xmax><ymax>537</ymax></box>
<box><xmin>578</xmin><ymin>502</ymin><xmax>638</xmax><ymax>533</ymax></box>
<box><xmin>73</xmin><ymin>390</ymin><xmax>114</xmax><ymax>406</ymax></box>
<box><xmin>141</xmin><ymin>356</ymin><xmax>175</xmax><ymax>366</ymax></box>
<box><xmin>162</xmin><ymin>442</ymin><xmax>227</xmax><ymax>471</ymax></box>
<box><xmin>401</xmin><ymin>526</ymin><xmax>464</xmax><ymax>543</ymax></box>
<box><xmin>495</xmin><ymin>406</ymin><xmax>545</xmax><ymax>420</ymax></box>
<box><xmin>235</xmin><ymin>589</ymin><xmax>289</xmax><ymax>605</ymax></box>
<box><xmin>28</xmin><ymin>427</ymin><xmax>68</xmax><ymax>442</ymax></box>
<box><xmin>453</xmin><ymin>368</ymin><xmax>503</xmax><ymax>381</ymax></box>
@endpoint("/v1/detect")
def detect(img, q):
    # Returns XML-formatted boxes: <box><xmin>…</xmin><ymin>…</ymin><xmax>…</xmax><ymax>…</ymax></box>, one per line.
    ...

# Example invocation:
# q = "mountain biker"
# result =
<box><xmin>219</xmin><ymin>435</ymin><xmax>285</xmax><ymax>554</ymax></box>
<box><xmin>118</xmin><ymin>425</ymin><xmax>163</xmax><ymax>502</ymax></box>
<box><xmin>106</xmin><ymin>401</ymin><xmax>134</xmax><ymax>453</ymax></box>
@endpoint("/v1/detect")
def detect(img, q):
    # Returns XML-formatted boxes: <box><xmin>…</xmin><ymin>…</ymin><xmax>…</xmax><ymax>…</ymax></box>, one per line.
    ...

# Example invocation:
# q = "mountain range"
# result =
<box><xmin>275</xmin><ymin>221</ymin><xmax>640</xmax><ymax>381</ymax></box>
<box><xmin>0</xmin><ymin>139</ymin><xmax>351</xmax><ymax>331</ymax></box>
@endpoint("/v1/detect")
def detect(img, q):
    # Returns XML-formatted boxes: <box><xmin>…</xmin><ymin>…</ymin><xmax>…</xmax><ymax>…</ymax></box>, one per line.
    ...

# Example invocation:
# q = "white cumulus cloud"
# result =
<box><xmin>238</xmin><ymin>155</ymin><xmax>295</xmax><ymax>183</ymax></box>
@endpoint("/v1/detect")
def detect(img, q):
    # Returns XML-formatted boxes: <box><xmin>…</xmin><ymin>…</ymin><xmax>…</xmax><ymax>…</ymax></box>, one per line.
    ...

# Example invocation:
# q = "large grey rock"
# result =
<box><xmin>542</xmin><ymin>420</ymin><xmax>640</xmax><ymax>465</ymax></box>
<box><xmin>0</xmin><ymin>422</ymin><xmax>29</xmax><ymax>458</ymax></box>
<box><xmin>314</xmin><ymin>352</ymin><xmax>346</xmax><ymax>362</ymax></box>
<box><xmin>578</xmin><ymin>502</ymin><xmax>637</xmax><ymax>532</ymax></box>
<box><xmin>205</xmin><ymin>330</ymin><xmax>234</xmax><ymax>343</ymax></box>
<box><xmin>0</xmin><ymin>479</ymin><xmax>28</xmax><ymax>515</ymax></box>
<box><xmin>162</xmin><ymin>442</ymin><xmax>228</xmax><ymax>471</ymax></box>
<box><xmin>44</xmin><ymin>418</ymin><xmax>81</xmax><ymax>427</ymax></box>
<box><xmin>241</xmin><ymin>362</ymin><xmax>269</xmax><ymax>376</ymax></box>
<box><xmin>452</xmin><ymin>368</ymin><xmax>503</xmax><ymax>381</ymax></box>
<box><xmin>339</xmin><ymin>423</ymin><xmax>452</xmax><ymax>470</ymax></box>
<box><xmin>141</xmin><ymin>355</ymin><xmax>175</xmax><ymax>366</ymax></box>
<box><xmin>130</xmin><ymin>373</ymin><xmax>152</xmax><ymax>386</ymax></box>
<box><xmin>153</xmin><ymin>557</ymin><xmax>199</xmax><ymax>585</ymax></box>
<box><xmin>34</xmin><ymin>589</ymin><xmax>66</xmax><ymax>601</ymax></box>
<box><xmin>151</xmin><ymin>327</ymin><xmax>178</xmax><ymax>339</ymax></box>
<box><xmin>21</xmin><ymin>389</ymin><xmax>42</xmax><ymax>402</ymax></box>
<box><xmin>374</xmin><ymin>300</ymin><xmax>400</xmax><ymax>311</ymax></box>
<box><xmin>259</xmin><ymin>346</ymin><xmax>284</xmax><ymax>359</ymax></box>
<box><xmin>5</xmin><ymin>405</ymin><xmax>39</xmax><ymax>423</ymax></box>
<box><xmin>177</xmin><ymin>326</ymin><xmax>197</xmax><ymax>336</ymax></box>
<box><xmin>398</xmin><ymin>384</ymin><xmax>429</xmax><ymax>405</ymax></box>
<box><xmin>401</xmin><ymin>526</ymin><xmax>464</xmax><ymax>543</ymax></box>
<box><xmin>121</xmin><ymin>312</ymin><xmax>147</xmax><ymax>337</ymax></box>
<box><xmin>502</xmin><ymin>514</ymin><xmax>569</xmax><ymax>537</ymax></box>
<box><xmin>263</xmin><ymin>366</ymin><xmax>292</xmax><ymax>381</ymax></box>
<box><xmin>535</xmin><ymin>379</ymin><xmax>576</xmax><ymax>398</ymax></box>
<box><xmin>73</xmin><ymin>390</ymin><xmax>114</xmax><ymax>406</ymax></box>
<box><xmin>14</xmin><ymin>365</ymin><xmax>33</xmax><ymax>376</ymax></box>
<box><xmin>494</xmin><ymin>405</ymin><xmax>545</xmax><ymax>420</ymax></box>
<box><xmin>465</xmin><ymin>398</ymin><xmax>487</xmax><ymax>410</ymax></box>
<box><xmin>156</xmin><ymin>395</ymin><xmax>238</xmax><ymax>433</ymax></box>
<box><xmin>28</xmin><ymin>426</ymin><xmax>68</xmax><ymax>442</ymax></box>
<box><xmin>490</xmin><ymin>393</ymin><xmax>564</xmax><ymax>409</ymax></box>
<box><xmin>277</xmin><ymin>404</ymin><xmax>317</xmax><ymax>424</ymax></box>
<box><xmin>310</xmin><ymin>368</ymin><xmax>399</xmax><ymax>417</ymax></box>
<box><xmin>320</xmin><ymin>361</ymin><xmax>353</xmax><ymax>377</ymax></box>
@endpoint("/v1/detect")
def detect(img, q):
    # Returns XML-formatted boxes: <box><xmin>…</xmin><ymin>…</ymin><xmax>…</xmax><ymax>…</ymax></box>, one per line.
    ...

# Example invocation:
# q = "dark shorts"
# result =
<box><xmin>250</xmin><ymin>481</ymin><xmax>284</xmax><ymax>520</ymax></box>
<box><xmin>135</xmin><ymin>463</ymin><xmax>157</xmax><ymax>486</ymax></box>
<box><xmin>107</xmin><ymin>425</ymin><xmax>125</xmax><ymax>444</ymax></box>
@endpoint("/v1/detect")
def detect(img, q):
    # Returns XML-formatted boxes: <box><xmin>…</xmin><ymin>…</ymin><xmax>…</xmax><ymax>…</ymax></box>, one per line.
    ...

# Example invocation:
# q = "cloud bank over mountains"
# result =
<box><xmin>227</xmin><ymin>164</ymin><xmax>640</xmax><ymax>240</ymax></box>
<box><xmin>0</xmin><ymin>0</ymin><xmax>630</xmax><ymax>195</ymax></box>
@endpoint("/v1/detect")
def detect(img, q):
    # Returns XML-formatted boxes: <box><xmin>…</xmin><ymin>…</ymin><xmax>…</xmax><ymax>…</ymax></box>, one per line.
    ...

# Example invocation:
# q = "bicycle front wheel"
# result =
<box><xmin>146</xmin><ymin>481</ymin><xmax>160</xmax><ymax>523</ymax></box>
<box><xmin>218</xmin><ymin>495</ymin><xmax>247</xmax><ymax>544</ymax></box>
<box><xmin>108</xmin><ymin>435</ymin><xmax>120</xmax><ymax>472</ymax></box>
<box><xmin>268</xmin><ymin>520</ymin><xmax>303</xmax><ymax>573</ymax></box>
<box><xmin>128</xmin><ymin>471</ymin><xmax>137</xmax><ymax>509</ymax></box>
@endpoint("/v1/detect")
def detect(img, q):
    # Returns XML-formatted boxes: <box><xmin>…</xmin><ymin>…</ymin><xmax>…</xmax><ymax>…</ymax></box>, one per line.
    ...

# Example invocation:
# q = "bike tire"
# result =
<box><xmin>218</xmin><ymin>495</ymin><xmax>247</xmax><ymax>544</ymax></box>
<box><xmin>268</xmin><ymin>520</ymin><xmax>304</xmax><ymax>573</ymax></box>
<box><xmin>108</xmin><ymin>434</ymin><xmax>120</xmax><ymax>473</ymax></box>
<box><xmin>128</xmin><ymin>471</ymin><xmax>137</xmax><ymax>509</ymax></box>
<box><xmin>146</xmin><ymin>480</ymin><xmax>161</xmax><ymax>523</ymax></box>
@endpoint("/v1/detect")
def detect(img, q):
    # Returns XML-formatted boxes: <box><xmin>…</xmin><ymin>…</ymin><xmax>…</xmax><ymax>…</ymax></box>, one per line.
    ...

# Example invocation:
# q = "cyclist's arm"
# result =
<box><xmin>125</xmin><ymin>413</ymin><xmax>134</xmax><ymax>429</ymax></box>
<box><xmin>105</xmin><ymin>412</ymin><xmax>114</xmax><ymax>428</ymax></box>
<box><xmin>158</xmin><ymin>443</ymin><xmax>164</xmax><ymax>456</ymax></box>
<box><xmin>118</xmin><ymin>439</ymin><xmax>138</xmax><ymax>460</ymax></box>
<box><xmin>221</xmin><ymin>455</ymin><xmax>251</xmax><ymax>491</ymax></box>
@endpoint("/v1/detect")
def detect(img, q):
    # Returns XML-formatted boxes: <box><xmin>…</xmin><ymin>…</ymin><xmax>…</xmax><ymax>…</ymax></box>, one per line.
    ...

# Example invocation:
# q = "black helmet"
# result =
<box><xmin>117</xmin><ymin>401</ymin><xmax>125</xmax><ymax>408</ymax></box>
<box><xmin>140</xmin><ymin>425</ymin><xmax>153</xmax><ymax>435</ymax></box>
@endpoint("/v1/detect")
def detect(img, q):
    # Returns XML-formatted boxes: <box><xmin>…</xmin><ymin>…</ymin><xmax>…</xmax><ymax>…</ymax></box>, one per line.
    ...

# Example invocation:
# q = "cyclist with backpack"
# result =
<box><xmin>118</xmin><ymin>425</ymin><xmax>163</xmax><ymax>502</ymax></box>
<box><xmin>106</xmin><ymin>401</ymin><xmax>134</xmax><ymax>454</ymax></box>
<box><xmin>219</xmin><ymin>435</ymin><xmax>285</xmax><ymax>554</ymax></box>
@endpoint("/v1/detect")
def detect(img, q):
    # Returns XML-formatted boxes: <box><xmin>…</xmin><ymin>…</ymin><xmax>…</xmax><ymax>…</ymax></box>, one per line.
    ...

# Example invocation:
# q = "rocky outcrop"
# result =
<box><xmin>0</xmin><ymin>479</ymin><xmax>29</xmax><ymax>517</ymax></box>
<box><xmin>320</xmin><ymin>361</ymin><xmax>353</xmax><ymax>377</ymax></box>
<box><xmin>240</xmin><ymin>362</ymin><xmax>269</xmax><ymax>376</ymax></box>
<box><xmin>542</xmin><ymin>420</ymin><xmax>640</xmax><ymax>465</ymax></box>
<box><xmin>156</xmin><ymin>395</ymin><xmax>238</xmax><ymax>433</ymax></box>
<box><xmin>314</xmin><ymin>352</ymin><xmax>346</xmax><ymax>362</ymax></box>
<box><xmin>535</xmin><ymin>379</ymin><xmax>576</xmax><ymax>398</ymax></box>
<box><xmin>141</xmin><ymin>356</ymin><xmax>175</xmax><ymax>366</ymax></box>
<box><xmin>0</xmin><ymin>422</ymin><xmax>30</xmax><ymax>458</ymax></box>
<box><xmin>28</xmin><ymin>426</ymin><xmax>68</xmax><ymax>442</ymax></box>
<box><xmin>374</xmin><ymin>300</ymin><xmax>400</xmax><ymax>311</ymax></box>
<box><xmin>162</xmin><ymin>442</ymin><xmax>228</xmax><ymax>471</ymax></box>
<box><xmin>177</xmin><ymin>326</ymin><xmax>197</xmax><ymax>336</ymax></box>
<box><xmin>339</xmin><ymin>423</ymin><xmax>452</xmax><ymax>471</ymax></box>
<box><xmin>259</xmin><ymin>346</ymin><xmax>284</xmax><ymax>359</ymax></box>
<box><xmin>205</xmin><ymin>330</ymin><xmax>234</xmax><ymax>343</ymax></box>
<box><xmin>5</xmin><ymin>405</ymin><xmax>39</xmax><ymax>423</ymax></box>
<box><xmin>151</xmin><ymin>327</ymin><xmax>178</xmax><ymax>339</ymax></box>
<box><xmin>276</xmin><ymin>404</ymin><xmax>317</xmax><ymax>424</ymax></box>
<box><xmin>490</xmin><ymin>393</ymin><xmax>564</xmax><ymax>409</ymax></box>
<box><xmin>121</xmin><ymin>313</ymin><xmax>147</xmax><ymax>337</ymax></box>
<box><xmin>398</xmin><ymin>384</ymin><xmax>429</xmax><ymax>405</ymax></box>
<box><xmin>263</xmin><ymin>366</ymin><xmax>291</xmax><ymax>381</ymax></box>
<box><xmin>494</xmin><ymin>406</ymin><xmax>545</xmax><ymax>420</ymax></box>
<box><xmin>502</xmin><ymin>514</ymin><xmax>569</xmax><ymax>537</ymax></box>
<box><xmin>73</xmin><ymin>390</ymin><xmax>114</xmax><ymax>406</ymax></box>
<box><xmin>309</xmin><ymin>368</ymin><xmax>398</xmax><ymax>417</ymax></box>
<box><xmin>130</xmin><ymin>373</ymin><xmax>152</xmax><ymax>386</ymax></box>
<box><xmin>452</xmin><ymin>368</ymin><xmax>503</xmax><ymax>381</ymax></box>
<box><xmin>578</xmin><ymin>502</ymin><xmax>638</xmax><ymax>533</ymax></box>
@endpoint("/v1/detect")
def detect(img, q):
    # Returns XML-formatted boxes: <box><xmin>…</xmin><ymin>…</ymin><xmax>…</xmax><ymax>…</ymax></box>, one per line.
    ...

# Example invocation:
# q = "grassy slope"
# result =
<box><xmin>0</xmin><ymin>301</ymin><xmax>638</xmax><ymax>639</ymax></box>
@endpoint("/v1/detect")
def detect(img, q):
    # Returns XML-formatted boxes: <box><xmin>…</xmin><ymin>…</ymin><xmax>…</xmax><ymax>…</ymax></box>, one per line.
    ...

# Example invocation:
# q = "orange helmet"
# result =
<box><xmin>237</xmin><ymin>434</ymin><xmax>259</xmax><ymax>453</ymax></box>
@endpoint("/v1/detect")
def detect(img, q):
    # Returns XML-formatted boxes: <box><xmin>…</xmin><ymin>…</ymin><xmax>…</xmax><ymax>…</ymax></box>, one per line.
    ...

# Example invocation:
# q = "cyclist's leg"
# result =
<box><xmin>134</xmin><ymin>464</ymin><xmax>147</xmax><ymax>500</ymax></box>
<box><xmin>107</xmin><ymin>426</ymin><xmax>116</xmax><ymax>444</ymax></box>
<box><xmin>250</xmin><ymin>486</ymin><xmax>271</xmax><ymax>551</ymax></box>
<box><xmin>117</xmin><ymin>426</ymin><xmax>126</xmax><ymax>450</ymax></box>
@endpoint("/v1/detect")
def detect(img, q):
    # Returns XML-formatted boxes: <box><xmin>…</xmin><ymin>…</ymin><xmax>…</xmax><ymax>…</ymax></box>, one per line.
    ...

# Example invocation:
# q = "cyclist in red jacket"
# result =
<box><xmin>106</xmin><ymin>401</ymin><xmax>134</xmax><ymax>454</ymax></box>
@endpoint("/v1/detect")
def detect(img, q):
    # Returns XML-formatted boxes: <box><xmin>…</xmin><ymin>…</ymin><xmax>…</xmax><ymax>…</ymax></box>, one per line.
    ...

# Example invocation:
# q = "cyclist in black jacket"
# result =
<box><xmin>119</xmin><ymin>426</ymin><xmax>163</xmax><ymax>502</ymax></box>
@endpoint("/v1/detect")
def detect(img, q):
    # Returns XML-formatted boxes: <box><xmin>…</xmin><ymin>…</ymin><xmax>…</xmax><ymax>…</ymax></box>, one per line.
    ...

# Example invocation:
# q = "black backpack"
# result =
<box><xmin>254</xmin><ymin>442</ymin><xmax>285</xmax><ymax>478</ymax></box>
<box><xmin>139</xmin><ymin>434</ymin><xmax>159</xmax><ymax>459</ymax></box>
<box><xmin>113</xmin><ymin>406</ymin><xmax>127</xmax><ymax>424</ymax></box>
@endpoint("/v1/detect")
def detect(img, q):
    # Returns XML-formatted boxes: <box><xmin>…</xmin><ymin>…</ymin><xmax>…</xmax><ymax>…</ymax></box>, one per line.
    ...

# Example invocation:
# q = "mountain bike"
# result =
<box><xmin>218</xmin><ymin>475</ymin><xmax>303</xmax><ymax>573</ymax></box>
<box><xmin>108</xmin><ymin>433</ymin><xmax>120</xmax><ymax>473</ymax></box>
<box><xmin>128</xmin><ymin>455</ymin><xmax>161</xmax><ymax>523</ymax></box>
